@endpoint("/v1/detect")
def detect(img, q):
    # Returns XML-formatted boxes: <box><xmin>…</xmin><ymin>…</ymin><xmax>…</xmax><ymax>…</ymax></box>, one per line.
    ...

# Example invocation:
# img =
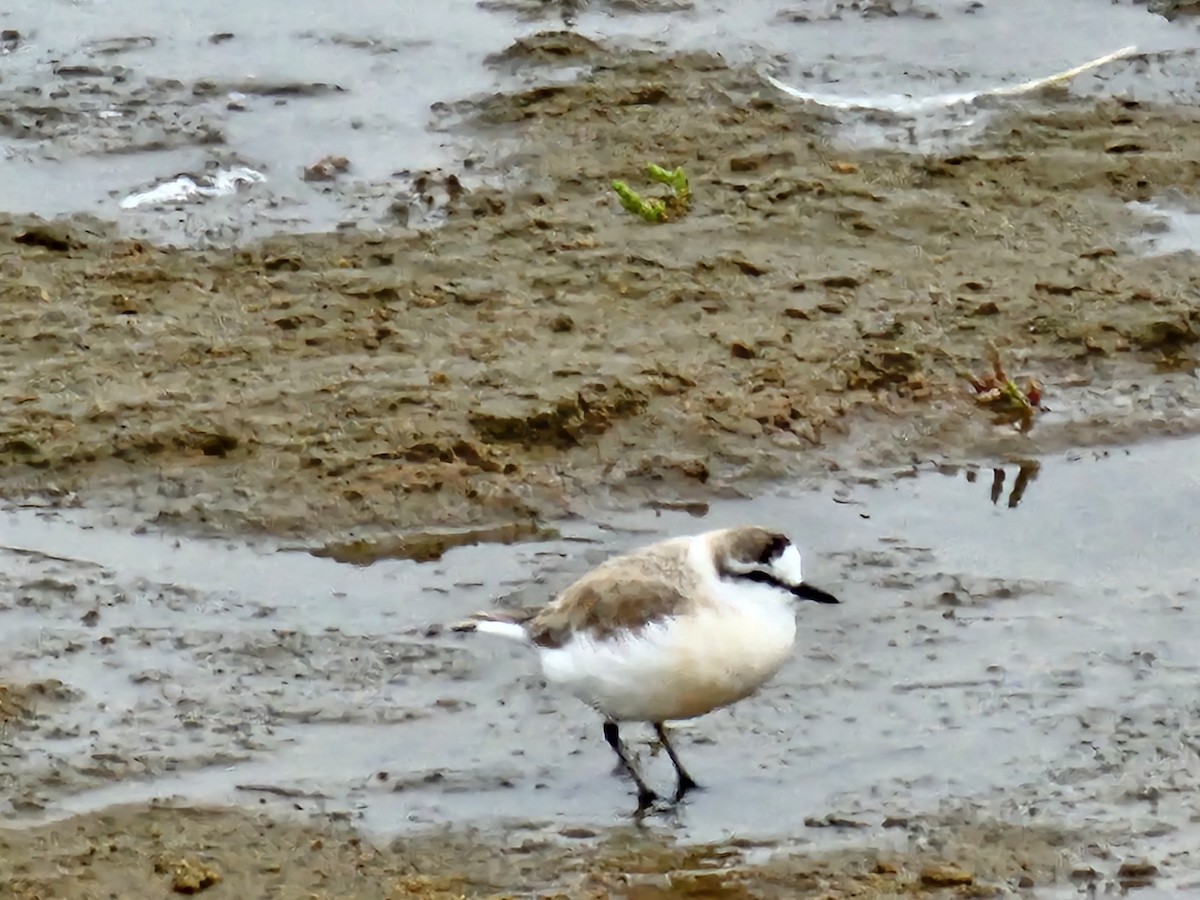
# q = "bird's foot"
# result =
<box><xmin>673</xmin><ymin>773</ymin><xmax>701</xmax><ymax>803</ymax></box>
<box><xmin>635</xmin><ymin>786</ymin><xmax>661</xmax><ymax>813</ymax></box>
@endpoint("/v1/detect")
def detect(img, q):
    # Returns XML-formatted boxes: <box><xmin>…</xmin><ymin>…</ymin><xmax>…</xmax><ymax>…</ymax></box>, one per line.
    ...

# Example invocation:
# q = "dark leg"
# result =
<box><xmin>654</xmin><ymin>723</ymin><xmax>700</xmax><ymax>801</ymax></box>
<box><xmin>603</xmin><ymin>720</ymin><xmax>658</xmax><ymax>810</ymax></box>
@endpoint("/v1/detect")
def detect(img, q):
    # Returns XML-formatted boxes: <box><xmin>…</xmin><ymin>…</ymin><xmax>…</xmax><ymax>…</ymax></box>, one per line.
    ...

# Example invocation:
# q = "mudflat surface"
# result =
<box><xmin>0</xmin><ymin>804</ymin><xmax>1089</xmax><ymax>899</ymax></box>
<box><xmin>3</xmin><ymin>29</ymin><xmax>1200</xmax><ymax>548</ymax></box>
<box><xmin>4</xmin><ymin>1</ymin><xmax>1200</xmax><ymax>898</ymax></box>
<box><xmin>2</xmin><ymin>442</ymin><xmax>1200</xmax><ymax>898</ymax></box>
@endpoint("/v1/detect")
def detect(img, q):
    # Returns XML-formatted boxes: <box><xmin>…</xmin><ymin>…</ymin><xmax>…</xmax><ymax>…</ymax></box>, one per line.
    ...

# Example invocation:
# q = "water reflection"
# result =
<box><xmin>959</xmin><ymin>461</ymin><xmax>1041</xmax><ymax>508</ymax></box>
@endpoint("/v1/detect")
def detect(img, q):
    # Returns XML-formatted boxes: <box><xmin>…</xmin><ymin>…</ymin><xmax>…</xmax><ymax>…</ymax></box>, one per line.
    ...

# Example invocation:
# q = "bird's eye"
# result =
<box><xmin>758</xmin><ymin>534</ymin><xmax>788</xmax><ymax>565</ymax></box>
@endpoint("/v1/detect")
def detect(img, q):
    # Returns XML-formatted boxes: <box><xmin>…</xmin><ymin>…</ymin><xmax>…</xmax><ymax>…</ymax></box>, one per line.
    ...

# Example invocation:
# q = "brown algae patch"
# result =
<box><xmin>0</xmin><ymin>680</ymin><xmax>77</xmax><ymax>730</ymax></box>
<box><xmin>0</xmin><ymin>684</ymin><xmax>28</xmax><ymax>725</ymax></box>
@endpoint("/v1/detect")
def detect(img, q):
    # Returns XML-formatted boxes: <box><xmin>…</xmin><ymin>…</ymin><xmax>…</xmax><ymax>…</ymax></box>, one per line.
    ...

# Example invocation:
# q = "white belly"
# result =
<box><xmin>538</xmin><ymin>587</ymin><xmax>797</xmax><ymax>723</ymax></box>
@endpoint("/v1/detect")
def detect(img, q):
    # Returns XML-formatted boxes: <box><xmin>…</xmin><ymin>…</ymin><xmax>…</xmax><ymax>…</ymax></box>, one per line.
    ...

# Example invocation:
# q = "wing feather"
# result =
<box><xmin>527</xmin><ymin>538</ymin><xmax>700</xmax><ymax>648</ymax></box>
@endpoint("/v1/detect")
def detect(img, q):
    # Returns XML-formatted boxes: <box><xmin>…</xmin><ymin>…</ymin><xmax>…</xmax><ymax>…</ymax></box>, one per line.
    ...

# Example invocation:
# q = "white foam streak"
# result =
<box><xmin>119</xmin><ymin>166</ymin><xmax>265</xmax><ymax>210</ymax></box>
<box><xmin>763</xmin><ymin>44</ymin><xmax>1141</xmax><ymax>115</ymax></box>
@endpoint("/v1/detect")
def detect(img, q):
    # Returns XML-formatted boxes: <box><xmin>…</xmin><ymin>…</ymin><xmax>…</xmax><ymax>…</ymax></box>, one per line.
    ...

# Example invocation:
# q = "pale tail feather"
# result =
<box><xmin>450</xmin><ymin>610</ymin><xmax>531</xmax><ymax>642</ymax></box>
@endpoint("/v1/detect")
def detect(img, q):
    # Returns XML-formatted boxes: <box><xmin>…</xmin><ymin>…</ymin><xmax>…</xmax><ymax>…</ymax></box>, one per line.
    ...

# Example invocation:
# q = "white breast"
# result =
<box><xmin>537</xmin><ymin>579</ymin><xmax>797</xmax><ymax>724</ymax></box>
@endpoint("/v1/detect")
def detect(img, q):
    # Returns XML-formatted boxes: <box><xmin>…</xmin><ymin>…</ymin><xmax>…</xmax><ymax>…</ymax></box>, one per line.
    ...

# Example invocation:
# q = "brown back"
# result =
<box><xmin>527</xmin><ymin>538</ymin><xmax>698</xmax><ymax>648</ymax></box>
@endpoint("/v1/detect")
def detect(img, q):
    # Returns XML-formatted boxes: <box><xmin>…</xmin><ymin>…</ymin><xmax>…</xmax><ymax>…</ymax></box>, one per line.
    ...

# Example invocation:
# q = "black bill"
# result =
<box><xmin>791</xmin><ymin>582</ymin><xmax>840</xmax><ymax>604</ymax></box>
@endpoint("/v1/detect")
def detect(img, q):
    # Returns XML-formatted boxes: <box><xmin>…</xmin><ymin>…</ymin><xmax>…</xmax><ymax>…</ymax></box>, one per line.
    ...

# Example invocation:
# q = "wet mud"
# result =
<box><xmin>4</xmin><ymin>30</ymin><xmax>1200</xmax><ymax>548</ymax></box>
<box><xmin>0</xmin><ymin>803</ymin><xmax>1088</xmax><ymax>899</ymax></box>
<box><xmin>3</xmin><ymin>440</ymin><xmax>1200</xmax><ymax>897</ymax></box>
<box><xmin>4</xmin><ymin>1</ymin><xmax>1200</xmax><ymax>897</ymax></box>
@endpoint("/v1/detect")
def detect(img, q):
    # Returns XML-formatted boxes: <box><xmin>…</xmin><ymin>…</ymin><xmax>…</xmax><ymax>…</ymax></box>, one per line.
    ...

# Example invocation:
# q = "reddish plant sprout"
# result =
<box><xmin>963</xmin><ymin>342</ymin><xmax>1044</xmax><ymax>432</ymax></box>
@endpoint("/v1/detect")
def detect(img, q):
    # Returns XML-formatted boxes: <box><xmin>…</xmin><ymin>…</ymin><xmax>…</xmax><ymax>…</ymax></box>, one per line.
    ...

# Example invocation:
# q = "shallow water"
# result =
<box><xmin>1128</xmin><ymin>197</ymin><xmax>1200</xmax><ymax>257</ymax></box>
<box><xmin>595</xmin><ymin>0</ymin><xmax>1200</xmax><ymax>148</ymax></box>
<box><xmin>2</xmin><ymin>435</ymin><xmax>1198</xmax><ymax>890</ymax></box>
<box><xmin>0</xmin><ymin>0</ymin><xmax>535</xmax><ymax>239</ymax></box>
<box><xmin>2</xmin><ymin>0</ymin><xmax>1198</xmax><ymax>238</ymax></box>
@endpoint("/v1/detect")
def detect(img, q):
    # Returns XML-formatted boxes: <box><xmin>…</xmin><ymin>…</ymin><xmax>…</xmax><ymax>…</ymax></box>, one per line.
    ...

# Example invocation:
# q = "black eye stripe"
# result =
<box><xmin>729</xmin><ymin>570</ymin><xmax>840</xmax><ymax>604</ymax></box>
<box><xmin>757</xmin><ymin>534</ymin><xmax>789</xmax><ymax>565</ymax></box>
<box><xmin>738</xmin><ymin>570</ymin><xmax>788</xmax><ymax>590</ymax></box>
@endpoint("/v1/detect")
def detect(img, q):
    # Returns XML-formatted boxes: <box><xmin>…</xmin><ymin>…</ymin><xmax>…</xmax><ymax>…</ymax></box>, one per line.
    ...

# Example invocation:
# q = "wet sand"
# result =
<box><xmin>0</xmin><ymin>803</ymin><xmax>1090</xmax><ymax>899</ymax></box>
<box><xmin>2</xmin><ymin>443</ymin><xmax>1199</xmax><ymax>897</ymax></box>
<box><xmin>3</xmin><ymin>32</ymin><xmax>1200</xmax><ymax>549</ymax></box>
<box><xmin>4</xmin><ymin>1</ymin><xmax>1200</xmax><ymax>897</ymax></box>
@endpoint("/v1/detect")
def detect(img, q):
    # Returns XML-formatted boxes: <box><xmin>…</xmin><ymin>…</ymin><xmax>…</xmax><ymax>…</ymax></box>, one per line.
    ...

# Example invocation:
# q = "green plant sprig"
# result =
<box><xmin>611</xmin><ymin>163</ymin><xmax>691</xmax><ymax>223</ymax></box>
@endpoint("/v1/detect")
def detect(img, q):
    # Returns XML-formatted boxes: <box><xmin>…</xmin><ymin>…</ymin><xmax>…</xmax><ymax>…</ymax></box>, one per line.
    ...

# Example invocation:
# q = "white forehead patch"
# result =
<box><xmin>771</xmin><ymin>543</ymin><xmax>803</xmax><ymax>587</ymax></box>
